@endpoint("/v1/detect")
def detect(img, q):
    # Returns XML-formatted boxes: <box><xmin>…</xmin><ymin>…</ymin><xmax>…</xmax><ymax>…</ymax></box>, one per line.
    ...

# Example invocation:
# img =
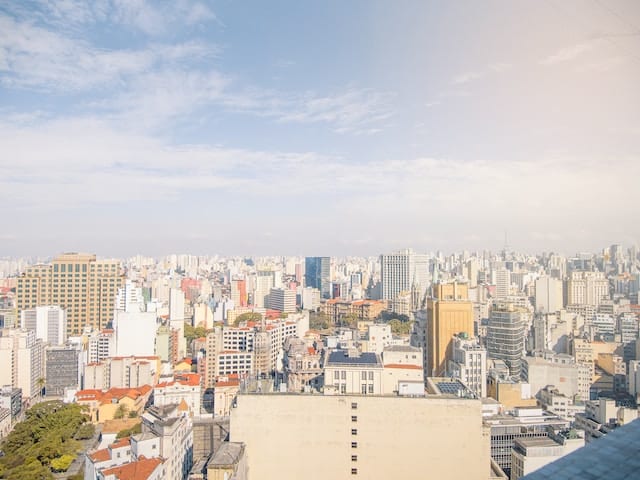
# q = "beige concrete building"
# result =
<box><xmin>16</xmin><ymin>253</ymin><xmax>123</xmax><ymax>336</ymax></box>
<box><xmin>511</xmin><ymin>431</ymin><xmax>584</xmax><ymax>480</ymax></box>
<box><xmin>426</xmin><ymin>282</ymin><xmax>474</xmax><ymax>377</ymax></box>
<box><xmin>231</xmin><ymin>393</ymin><xmax>496</xmax><ymax>480</ymax></box>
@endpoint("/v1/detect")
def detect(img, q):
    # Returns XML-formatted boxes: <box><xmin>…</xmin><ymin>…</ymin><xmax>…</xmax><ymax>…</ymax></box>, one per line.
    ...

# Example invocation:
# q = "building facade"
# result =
<box><xmin>16</xmin><ymin>253</ymin><xmax>123</xmax><ymax>336</ymax></box>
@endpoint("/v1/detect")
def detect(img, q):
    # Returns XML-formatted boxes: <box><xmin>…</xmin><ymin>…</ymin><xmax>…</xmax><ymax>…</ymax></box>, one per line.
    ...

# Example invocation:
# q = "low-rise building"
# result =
<box><xmin>323</xmin><ymin>349</ymin><xmax>383</xmax><ymax>395</ymax></box>
<box><xmin>484</xmin><ymin>407</ymin><xmax>570</xmax><ymax>478</ymax></box>
<box><xmin>537</xmin><ymin>386</ymin><xmax>585</xmax><ymax>421</ymax></box>
<box><xmin>75</xmin><ymin>385</ymin><xmax>152</xmax><ymax>423</ymax></box>
<box><xmin>154</xmin><ymin>373</ymin><xmax>201</xmax><ymax>416</ymax></box>
<box><xmin>206</xmin><ymin>442</ymin><xmax>247</xmax><ymax>480</ymax></box>
<box><xmin>511</xmin><ymin>430</ymin><xmax>585</xmax><ymax>480</ymax></box>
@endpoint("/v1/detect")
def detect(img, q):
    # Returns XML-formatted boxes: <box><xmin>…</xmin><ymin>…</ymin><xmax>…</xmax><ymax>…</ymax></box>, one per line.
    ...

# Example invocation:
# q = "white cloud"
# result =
<box><xmin>452</xmin><ymin>71</ymin><xmax>484</xmax><ymax>85</ymax></box>
<box><xmin>540</xmin><ymin>41</ymin><xmax>597</xmax><ymax>65</ymax></box>
<box><xmin>0</xmin><ymin>14</ymin><xmax>218</xmax><ymax>92</ymax></box>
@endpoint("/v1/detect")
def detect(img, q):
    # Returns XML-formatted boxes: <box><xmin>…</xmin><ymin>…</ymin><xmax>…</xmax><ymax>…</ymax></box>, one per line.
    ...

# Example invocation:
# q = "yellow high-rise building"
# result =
<box><xmin>426</xmin><ymin>282</ymin><xmax>474</xmax><ymax>377</ymax></box>
<box><xmin>16</xmin><ymin>253</ymin><xmax>123</xmax><ymax>336</ymax></box>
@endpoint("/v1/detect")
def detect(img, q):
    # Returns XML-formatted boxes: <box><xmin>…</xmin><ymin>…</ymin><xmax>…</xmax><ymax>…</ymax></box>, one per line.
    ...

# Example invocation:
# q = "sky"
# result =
<box><xmin>1</xmin><ymin>0</ymin><xmax>639</xmax><ymax>258</ymax></box>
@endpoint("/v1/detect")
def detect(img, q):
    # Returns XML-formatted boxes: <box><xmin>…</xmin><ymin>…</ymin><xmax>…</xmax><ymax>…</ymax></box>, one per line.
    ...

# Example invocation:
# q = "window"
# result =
<box><xmin>334</xmin><ymin>371</ymin><xmax>340</xmax><ymax>380</ymax></box>
<box><xmin>351</xmin><ymin>468</ymin><xmax>358</xmax><ymax>474</ymax></box>
<box><xmin>361</xmin><ymin>371</ymin><xmax>367</xmax><ymax>380</ymax></box>
<box><xmin>368</xmin><ymin>384</ymin><xmax>374</xmax><ymax>394</ymax></box>
<box><xmin>352</xmin><ymin>455</ymin><xmax>358</xmax><ymax>462</ymax></box>
<box><xmin>351</xmin><ymin>429</ymin><xmax>357</xmax><ymax>435</ymax></box>
<box><xmin>351</xmin><ymin>416</ymin><xmax>357</xmax><ymax>422</ymax></box>
<box><xmin>351</xmin><ymin>402</ymin><xmax>357</xmax><ymax>409</ymax></box>
<box><xmin>341</xmin><ymin>370</ymin><xmax>346</xmax><ymax>380</ymax></box>
<box><xmin>361</xmin><ymin>384</ymin><xmax>367</xmax><ymax>394</ymax></box>
<box><xmin>368</xmin><ymin>371</ymin><xmax>374</xmax><ymax>381</ymax></box>
<box><xmin>351</xmin><ymin>442</ymin><xmax>358</xmax><ymax>448</ymax></box>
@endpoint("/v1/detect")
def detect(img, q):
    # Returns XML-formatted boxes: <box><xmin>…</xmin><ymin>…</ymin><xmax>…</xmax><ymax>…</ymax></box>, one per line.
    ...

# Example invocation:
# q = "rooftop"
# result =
<box><xmin>209</xmin><ymin>442</ymin><xmax>245</xmax><ymax>467</ymax></box>
<box><xmin>522</xmin><ymin>419</ymin><xmax>640</xmax><ymax>479</ymax></box>
<box><xmin>326</xmin><ymin>350</ymin><xmax>381</xmax><ymax>367</ymax></box>
<box><xmin>101</xmin><ymin>456</ymin><xmax>163</xmax><ymax>480</ymax></box>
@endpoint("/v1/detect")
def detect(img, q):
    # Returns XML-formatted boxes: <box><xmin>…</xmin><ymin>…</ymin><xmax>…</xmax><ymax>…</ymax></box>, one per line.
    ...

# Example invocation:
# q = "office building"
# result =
<box><xmin>487</xmin><ymin>304</ymin><xmax>526</xmax><ymax>377</ymax></box>
<box><xmin>380</xmin><ymin>249</ymin><xmax>429</xmax><ymax>305</ymax></box>
<box><xmin>534</xmin><ymin>276</ymin><xmax>563</xmax><ymax>313</ymax></box>
<box><xmin>45</xmin><ymin>345</ymin><xmax>81</xmax><ymax>396</ymax></box>
<box><xmin>305</xmin><ymin>257</ymin><xmax>331</xmax><ymax>299</ymax></box>
<box><xmin>426</xmin><ymin>282</ymin><xmax>474</xmax><ymax>377</ymax></box>
<box><xmin>511</xmin><ymin>430</ymin><xmax>584</xmax><ymax>480</ymax></box>
<box><xmin>16</xmin><ymin>253</ymin><xmax>123</xmax><ymax>336</ymax></box>
<box><xmin>566</xmin><ymin>271</ymin><xmax>609</xmax><ymax>307</ymax></box>
<box><xmin>267</xmin><ymin>287</ymin><xmax>296</xmax><ymax>313</ymax></box>
<box><xmin>521</xmin><ymin>352</ymin><xmax>591</xmax><ymax>402</ymax></box>
<box><xmin>484</xmin><ymin>408</ymin><xmax>570</xmax><ymax>477</ymax></box>
<box><xmin>20</xmin><ymin>305</ymin><xmax>67</xmax><ymax>345</ymax></box>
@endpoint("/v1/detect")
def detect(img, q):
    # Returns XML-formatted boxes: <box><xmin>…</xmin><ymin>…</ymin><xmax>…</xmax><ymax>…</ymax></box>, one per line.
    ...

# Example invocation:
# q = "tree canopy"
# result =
<box><xmin>233</xmin><ymin>312</ymin><xmax>262</xmax><ymax>326</ymax></box>
<box><xmin>0</xmin><ymin>401</ymin><xmax>91</xmax><ymax>479</ymax></box>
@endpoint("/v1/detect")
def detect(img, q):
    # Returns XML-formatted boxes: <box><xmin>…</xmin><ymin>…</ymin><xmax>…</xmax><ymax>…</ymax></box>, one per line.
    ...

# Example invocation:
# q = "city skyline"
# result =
<box><xmin>1</xmin><ymin>1</ymin><xmax>640</xmax><ymax>257</ymax></box>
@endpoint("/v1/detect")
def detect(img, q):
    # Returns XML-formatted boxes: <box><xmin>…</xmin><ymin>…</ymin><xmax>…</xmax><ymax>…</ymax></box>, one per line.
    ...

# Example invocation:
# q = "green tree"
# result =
<box><xmin>233</xmin><ymin>312</ymin><xmax>262</xmax><ymax>326</ymax></box>
<box><xmin>74</xmin><ymin>423</ymin><xmax>95</xmax><ymax>440</ymax></box>
<box><xmin>388</xmin><ymin>319</ymin><xmax>413</xmax><ymax>335</ymax></box>
<box><xmin>50</xmin><ymin>454</ymin><xmax>74</xmax><ymax>473</ymax></box>
<box><xmin>309</xmin><ymin>312</ymin><xmax>330</xmax><ymax>330</ymax></box>
<box><xmin>115</xmin><ymin>423</ymin><xmax>142</xmax><ymax>439</ymax></box>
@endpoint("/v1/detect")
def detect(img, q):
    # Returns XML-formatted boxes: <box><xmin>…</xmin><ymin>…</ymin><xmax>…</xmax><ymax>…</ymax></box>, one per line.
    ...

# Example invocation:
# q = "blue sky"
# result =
<box><xmin>1</xmin><ymin>0</ymin><xmax>639</xmax><ymax>257</ymax></box>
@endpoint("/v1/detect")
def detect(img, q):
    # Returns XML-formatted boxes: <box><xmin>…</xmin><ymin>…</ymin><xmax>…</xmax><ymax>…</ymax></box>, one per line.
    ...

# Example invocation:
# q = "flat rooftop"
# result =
<box><xmin>326</xmin><ymin>350</ymin><xmax>381</xmax><ymax>366</ymax></box>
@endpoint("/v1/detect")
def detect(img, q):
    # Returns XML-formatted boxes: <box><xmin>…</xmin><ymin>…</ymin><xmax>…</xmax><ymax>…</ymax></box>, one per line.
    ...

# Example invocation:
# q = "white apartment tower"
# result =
<box><xmin>448</xmin><ymin>334</ymin><xmax>487</xmax><ymax>398</ymax></box>
<box><xmin>0</xmin><ymin>328</ymin><xmax>44</xmax><ymax>399</ymax></box>
<box><xmin>534</xmin><ymin>276</ymin><xmax>563</xmax><ymax>313</ymax></box>
<box><xmin>20</xmin><ymin>305</ymin><xmax>67</xmax><ymax>345</ymax></box>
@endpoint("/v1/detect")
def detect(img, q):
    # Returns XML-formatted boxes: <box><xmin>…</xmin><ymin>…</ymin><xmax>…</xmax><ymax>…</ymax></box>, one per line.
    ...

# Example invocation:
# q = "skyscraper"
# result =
<box><xmin>486</xmin><ymin>303</ymin><xmax>526</xmax><ymax>377</ymax></box>
<box><xmin>426</xmin><ymin>282</ymin><xmax>474</xmax><ymax>377</ymax></box>
<box><xmin>305</xmin><ymin>257</ymin><xmax>330</xmax><ymax>299</ymax></box>
<box><xmin>16</xmin><ymin>253</ymin><xmax>123</xmax><ymax>336</ymax></box>
<box><xmin>380</xmin><ymin>249</ymin><xmax>429</xmax><ymax>305</ymax></box>
<box><xmin>20</xmin><ymin>305</ymin><xmax>67</xmax><ymax>345</ymax></box>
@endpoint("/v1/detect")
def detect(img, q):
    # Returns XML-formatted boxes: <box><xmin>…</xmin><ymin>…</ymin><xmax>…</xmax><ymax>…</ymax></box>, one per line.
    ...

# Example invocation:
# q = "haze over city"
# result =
<box><xmin>1</xmin><ymin>0</ymin><xmax>639</xmax><ymax>257</ymax></box>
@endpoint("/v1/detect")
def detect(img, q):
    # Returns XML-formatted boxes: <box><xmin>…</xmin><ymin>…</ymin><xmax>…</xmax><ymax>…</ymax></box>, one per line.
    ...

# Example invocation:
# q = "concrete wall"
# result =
<box><xmin>231</xmin><ymin>393</ymin><xmax>491</xmax><ymax>480</ymax></box>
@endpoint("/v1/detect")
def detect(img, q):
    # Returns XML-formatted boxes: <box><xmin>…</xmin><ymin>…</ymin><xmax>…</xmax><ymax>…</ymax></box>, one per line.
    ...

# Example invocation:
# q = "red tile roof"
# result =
<box><xmin>100</xmin><ymin>456</ymin><xmax>163</xmax><ymax>480</ymax></box>
<box><xmin>88</xmin><ymin>448</ymin><xmax>110</xmax><ymax>463</ymax></box>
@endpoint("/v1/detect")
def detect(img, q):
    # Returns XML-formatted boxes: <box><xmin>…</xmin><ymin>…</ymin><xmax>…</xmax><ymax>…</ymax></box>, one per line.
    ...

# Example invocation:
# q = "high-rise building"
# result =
<box><xmin>486</xmin><ymin>303</ymin><xmax>526</xmax><ymax>377</ymax></box>
<box><xmin>495</xmin><ymin>268</ymin><xmax>511</xmax><ymax>299</ymax></box>
<box><xmin>254</xmin><ymin>270</ymin><xmax>275</xmax><ymax>308</ymax></box>
<box><xmin>267</xmin><ymin>288</ymin><xmax>296</xmax><ymax>313</ymax></box>
<box><xmin>566</xmin><ymin>271</ymin><xmax>609</xmax><ymax>307</ymax></box>
<box><xmin>45</xmin><ymin>345</ymin><xmax>81</xmax><ymax>396</ymax></box>
<box><xmin>305</xmin><ymin>257</ymin><xmax>331</xmax><ymax>299</ymax></box>
<box><xmin>426</xmin><ymin>282</ymin><xmax>474</xmax><ymax>377</ymax></box>
<box><xmin>0</xmin><ymin>328</ymin><xmax>44</xmax><ymax>399</ymax></box>
<box><xmin>534</xmin><ymin>276</ymin><xmax>563</xmax><ymax>313</ymax></box>
<box><xmin>448</xmin><ymin>333</ymin><xmax>487</xmax><ymax>398</ymax></box>
<box><xmin>20</xmin><ymin>305</ymin><xmax>67</xmax><ymax>345</ymax></box>
<box><xmin>231</xmin><ymin>278</ymin><xmax>247</xmax><ymax>307</ymax></box>
<box><xmin>380</xmin><ymin>249</ymin><xmax>429</xmax><ymax>305</ymax></box>
<box><xmin>16</xmin><ymin>253</ymin><xmax>123</xmax><ymax>336</ymax></box>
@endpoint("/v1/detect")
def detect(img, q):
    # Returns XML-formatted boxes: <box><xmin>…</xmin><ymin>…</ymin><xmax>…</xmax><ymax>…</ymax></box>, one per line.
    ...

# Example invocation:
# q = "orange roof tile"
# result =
<box><xmin>88</xmin><ymin>448</ymin><xmax>111</xmax><ymax>463</ymax></box>
<box><xmin>100</xmin><ymin>456</ymin><xmax>163</xmax><ymax>480</ymax></box>
<box><xmin>110</xmin><ymin>437</ymin><xmax>131</xmax><ymax>449</ymax></box>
